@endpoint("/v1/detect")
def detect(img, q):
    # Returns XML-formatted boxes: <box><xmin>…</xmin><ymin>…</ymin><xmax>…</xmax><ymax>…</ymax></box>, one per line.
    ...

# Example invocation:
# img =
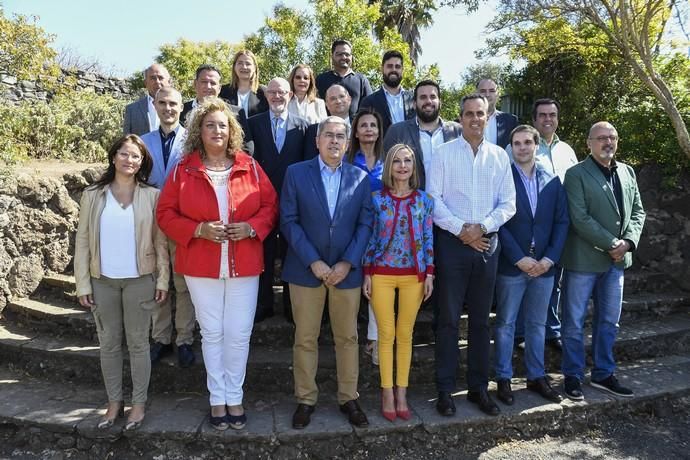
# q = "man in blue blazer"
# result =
<box><xmin>359</xmin><ymin>50</ymin><xmax>415</xmax><ymax>136</ymax></box>
<box><xmin>247</xmin><ymin>77</ymin><xmax>310</xmax><ymax>323</ymax></box>
<box><xmin>494</xmin><ymin>125</ymin><xmax>569</xmax><ymax>406</ymax></box>
<box><xmin>123</xmin><ymin>63</ymin><xmax>171</xmax><ymax>136</ymax></box>
<box><xmin>281</xmin><ymin>116</ymin><xmax>373</xmax><ymax>430</ymax></box>
<box><xmin>477</xmin><ymin>78</ymin><xmax>518</xmax><ymax>149</ymax></box>
<box><xmin>140</xmin><ymin>87</ymin><xmax>196</xmax><ymax>369</ymax></box>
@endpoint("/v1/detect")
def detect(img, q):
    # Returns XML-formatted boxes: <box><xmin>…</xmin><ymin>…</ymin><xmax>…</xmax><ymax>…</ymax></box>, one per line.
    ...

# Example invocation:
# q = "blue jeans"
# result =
<box><xmin>561</xmin><ymin>266</ymin><xmax>624</xmax><ymax>382</ymax></box>
<box><xmin>515</xmin><ymin>266</ymin><xmax>562</xmax><ymax>340</ymax></box>
<box><xmin>494</xmin><ymin>273</ymin><xmax>554</xmax><ymax>381</ymax></box>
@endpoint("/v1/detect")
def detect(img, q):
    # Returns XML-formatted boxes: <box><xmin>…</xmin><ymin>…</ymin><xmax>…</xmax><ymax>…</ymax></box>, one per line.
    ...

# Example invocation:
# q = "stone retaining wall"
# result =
<box><xmin>0</xmin><ymin>69</ymin><xmax>134</xmax><ymax>104</ymax></box>
<box><xmin>0</xmin><ymin>163</ymin><xmax>686</xmax><ymax>313</ymax></box>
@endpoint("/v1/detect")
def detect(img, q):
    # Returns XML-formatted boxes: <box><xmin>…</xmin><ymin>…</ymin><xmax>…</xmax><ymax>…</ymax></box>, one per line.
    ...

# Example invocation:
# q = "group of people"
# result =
<box><xmin>74</xmin><ymin>38</ymin><xmax>646</xmax><ymax>433</ymax></box>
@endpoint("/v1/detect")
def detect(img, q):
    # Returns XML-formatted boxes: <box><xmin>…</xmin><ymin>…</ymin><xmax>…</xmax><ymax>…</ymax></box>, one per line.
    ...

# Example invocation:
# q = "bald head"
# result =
<box><xmin>325</xmin><ymin>84</ymin><xmax>351</xmax><ymax>119</ymax></box>
<box><xmin>587</xmin><ymin>121</ymin><xmax>619</xmax><ymax>167</ymax></box>
<box><xmin>154</xmin><ymin>86</ymin><xmax>182</xmax><ymax>131</ymax></box>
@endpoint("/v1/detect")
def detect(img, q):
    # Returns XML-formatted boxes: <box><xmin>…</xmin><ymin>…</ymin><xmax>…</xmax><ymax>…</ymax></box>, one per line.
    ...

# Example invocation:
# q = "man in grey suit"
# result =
<box><xmin>476</xmin><ymin>78</ymin><xmax>518</xmax><ymax>149</ymax></box>
<box><xmin>140</xmin><ymin>87</ymin><xmax>197</xmax><ymax>369</ymax></box>
<box><xmin>123</xmin><ymin>63</ymin><xmax>172</xmax><ymax>136</ymax></box>
<box><xmin>383</xmin><ymin>80</ymin><xmax>462</xmax><ymax>190</ymax></box>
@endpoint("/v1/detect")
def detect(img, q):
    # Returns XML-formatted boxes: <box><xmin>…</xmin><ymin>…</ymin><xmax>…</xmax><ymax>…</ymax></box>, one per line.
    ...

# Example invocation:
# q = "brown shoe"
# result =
<box><xmin>339</xmin><ymin>399</ymin><xmax>369</xmax><ymax>427</ymax></box>
<box><xmin>292</xmin><ymin>403</ymin><xmax>315</xmax><ymax>429</ymax></box>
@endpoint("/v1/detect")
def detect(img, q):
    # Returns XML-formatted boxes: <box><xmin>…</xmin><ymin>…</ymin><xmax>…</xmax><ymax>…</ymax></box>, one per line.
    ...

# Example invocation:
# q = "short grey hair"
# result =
<box><xmin>460</xmin><ymin>93</ymin><xmax>488</xmax><ymax>115</ymax></box>
<box><xmin>316</xmin><ymin>116</ymin><xmax>351</xmax><ymax>139</ymax></box>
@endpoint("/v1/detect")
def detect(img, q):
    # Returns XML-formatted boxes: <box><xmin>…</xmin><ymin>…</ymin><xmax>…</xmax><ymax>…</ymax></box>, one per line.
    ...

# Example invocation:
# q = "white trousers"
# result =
<box><xmin>185</xmin><ymin>275</ymin><xmax>258</xmax><ymax>406</ymax></box>
<box><xmin>367</xmin><ymin>303</ymin><xmax>378</xmax><ymax>341</ymax></box>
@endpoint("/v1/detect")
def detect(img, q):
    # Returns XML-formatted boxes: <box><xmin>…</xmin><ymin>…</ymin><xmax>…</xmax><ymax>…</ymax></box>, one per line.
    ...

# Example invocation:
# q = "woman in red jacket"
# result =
<box><xmin>157</xmin><ymin>97</ymin><xmax>278</xmax><ymax>431</ymax></box>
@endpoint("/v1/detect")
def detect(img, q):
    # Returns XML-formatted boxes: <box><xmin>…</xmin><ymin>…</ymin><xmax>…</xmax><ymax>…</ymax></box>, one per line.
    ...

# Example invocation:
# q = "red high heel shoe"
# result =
<box><xmin>381</xmin><ymin>390</ymin><xmax>396</xmax><ymax>422</ymax></box>
<box><xmin>395</xmin><ymin>387</ymin><xmax>411</xmax><ymax>420</ymax></box>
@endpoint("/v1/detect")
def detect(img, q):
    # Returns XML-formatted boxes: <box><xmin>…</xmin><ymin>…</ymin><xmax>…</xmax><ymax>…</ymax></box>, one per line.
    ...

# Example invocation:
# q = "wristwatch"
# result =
<box><xmin>479</xmin><ymin>223</ymin><xmax>488</xmax><ymax>234</ymax></box>
<box><xmin>248</xmin><ymin>226</ymin><xmax>256</xmax><ymax>238</ymax></box>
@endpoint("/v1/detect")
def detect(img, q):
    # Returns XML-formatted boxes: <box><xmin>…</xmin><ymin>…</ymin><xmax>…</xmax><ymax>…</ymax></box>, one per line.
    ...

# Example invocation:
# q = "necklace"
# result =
<box><xmin>204</xmin><ymin>156</ymin><xmax>233</xmax><ymax>170</ymax></box>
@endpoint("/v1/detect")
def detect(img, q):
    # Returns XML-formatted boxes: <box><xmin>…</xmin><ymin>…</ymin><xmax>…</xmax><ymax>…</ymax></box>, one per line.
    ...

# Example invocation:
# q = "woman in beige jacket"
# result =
<box><xmin>75</xmin><ymin>134</ymin><xmax>169</xmax><ymax>431</ymax></box>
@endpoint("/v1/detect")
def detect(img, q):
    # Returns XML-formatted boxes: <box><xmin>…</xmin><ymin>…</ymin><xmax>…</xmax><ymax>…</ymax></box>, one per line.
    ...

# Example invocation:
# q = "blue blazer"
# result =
<box><xmin>498</xmin><ymin>163</ymin><xmax>569</xmax><ymax>276</ymax></box>
<box><xmin>280</xmin><ymin>157</ymin><xmax>373</xmax><ymax>288</ymax></box>
<box><xmin>247</xmin><ymin>112</ymin><xmax>309</xmax><ymax>196</ymax></box>
<box><xmin>141</xmin><ymin>126</ymin><xmax>187</xmax><ymax>189</ymax></box>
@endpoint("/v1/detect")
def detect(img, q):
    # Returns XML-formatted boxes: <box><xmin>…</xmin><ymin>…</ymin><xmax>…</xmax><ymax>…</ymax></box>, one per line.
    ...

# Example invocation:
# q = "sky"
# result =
<box><xmin>3</xmin><ymin>0</ymin><xmax>501</xmax><ymax>84</ymax></box>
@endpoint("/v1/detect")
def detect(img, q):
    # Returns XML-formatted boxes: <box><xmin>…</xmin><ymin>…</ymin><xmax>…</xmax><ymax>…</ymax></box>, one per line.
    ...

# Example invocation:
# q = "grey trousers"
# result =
<box><xmin>91</xmin><ymin>274</ymin><xmax>156</xmax><ymax>404</ymax></box>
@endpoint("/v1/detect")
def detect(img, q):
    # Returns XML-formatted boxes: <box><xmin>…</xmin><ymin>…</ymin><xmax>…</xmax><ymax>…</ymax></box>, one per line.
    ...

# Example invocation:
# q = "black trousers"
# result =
<box><xmin>434</xmin><ymin>229</ymin><xmax>499</xmax><ymax>392</ymax></box>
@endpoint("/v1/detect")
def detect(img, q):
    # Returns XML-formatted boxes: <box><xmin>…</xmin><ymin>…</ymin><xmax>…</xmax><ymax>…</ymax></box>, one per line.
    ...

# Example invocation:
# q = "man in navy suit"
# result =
<box><xmin>359</xmin><ymin>50</ymin><xmax>415</xmax><ymax>136</ymax></box>
<box><xmin>281</xmin><ymin>116</ymin><xmax>373</xmax><ymax>429</ymax></box>
<box><xmin>140</xmin><ymin>87</ymin><xmax>196</xmax><ymax>368</ymax></box>
<box><xmin>477</xmin><ymin>78</ymin><xmax>518</xmax><ymax>149</ymax></box>
<box><xmin>493</xmin><ymin>125</ymin><xmax>569</xmax><ymax>405</ymax></box>
<box><xmin>123</xmin><ymin>63</ymin><xmax>171</xmax><ymax>136</ymax></box>
<box><xmin>247</xmin><ymin>77</ymin><xmax>309</xmax><ymax>323</ymax></box>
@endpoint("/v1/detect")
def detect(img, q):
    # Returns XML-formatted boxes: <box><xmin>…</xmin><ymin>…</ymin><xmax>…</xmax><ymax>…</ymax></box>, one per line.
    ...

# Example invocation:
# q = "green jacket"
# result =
<box><xmin>561</xmin><ymin>156</ymin><xmax>645</xmax><ymax>272</ymax></box>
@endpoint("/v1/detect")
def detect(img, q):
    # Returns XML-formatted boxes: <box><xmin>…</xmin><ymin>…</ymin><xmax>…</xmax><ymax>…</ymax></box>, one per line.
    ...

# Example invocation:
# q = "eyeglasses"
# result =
<box><xmin>321</xmin><ymin>132</ymin><xmax>347</xmax><ymax>141</ymax></box>
<box><xmin>591</xmin><ymin>135</ymin><xmax>619</xmax><ymax>142</ymax></box>
<box><xmin>266</xmin><ymin>90</ymin><xmax>289</xmax><ymax>97</ymax></box>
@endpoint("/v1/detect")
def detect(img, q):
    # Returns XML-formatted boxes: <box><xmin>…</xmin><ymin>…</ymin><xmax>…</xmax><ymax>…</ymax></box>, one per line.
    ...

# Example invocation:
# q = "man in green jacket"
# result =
<box><xmin>560</xmin><ymin>121</ymin><xmax>645</xmax><ymax>401</ymax></box>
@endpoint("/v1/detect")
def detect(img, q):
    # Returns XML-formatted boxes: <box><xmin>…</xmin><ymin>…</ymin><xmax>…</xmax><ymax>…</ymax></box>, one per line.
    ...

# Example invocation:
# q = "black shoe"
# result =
<box><xmin>177</xmin><ymin>344</ymin><xmax>196</xmax><ymax>368</ymax></box>
<box><xmin>496</xmin><ymin>379</ymin><xmax>514</xmax><ymax>405</ymax></box>
<box><xmin>467</xmin><ymin>389</ymin><xmax>500</xmax><ymax>416</ymax></box>
<box><xmin>527</xmin><ymin>377</ymin><xmax>563</xmax><ymax>403</ymax></box>
<box><xmin>210</xmin><ymin>409</ymin><xmax>229</xmax><ymax>431</ymax></box>
<box><xmin>254</xmin><ymin>308</ymin><xmax>275</xmax><ymax>324</ymax></box>
<box><xmin>564</xmin><ymin>376</ymin><xmax>584</xmax><ymax>401</ymax></box>
<box><xmin>590</xmin><ymin>374</ymin><xmax>634</xmax><ymax>398</ymax></box>
<box><xmin>339</xmin><ymin>399</ymin><xmax>369</xmax><ymax>427</ymax></box>
<box><xmin>546</xmin><ymin>337</ymin><xmax>563</xmax><ymax>352</ymax></box>
<box><xmin>292</xmin><ymin>403</ymin><xmax>315</xmax><ymax>429</ymax></box>
<box><xmin>150</xmin><ymin>342</ymin><xmax>173</xmax><ymax>364</ymax></box>
<box><xmin>436</xmin><ymin>391</ymin><xmax>456</xmax><ymax>416</ymax></box>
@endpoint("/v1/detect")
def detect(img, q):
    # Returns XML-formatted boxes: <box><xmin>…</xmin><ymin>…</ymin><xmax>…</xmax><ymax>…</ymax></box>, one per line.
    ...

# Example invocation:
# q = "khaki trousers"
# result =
<box><xmin>151</xmin><ymin>240</ymin><xmax>196</xmax><ymax>346</ymax></box>
<box><xmin>91</xmin><ymin>274</ymin><xmax>155</xmax><ymax>404</ymax></box>
<box><xmin>290</xmin><ymin>283</ymin><xmax>360</xmax><ymax>405</ymax></box>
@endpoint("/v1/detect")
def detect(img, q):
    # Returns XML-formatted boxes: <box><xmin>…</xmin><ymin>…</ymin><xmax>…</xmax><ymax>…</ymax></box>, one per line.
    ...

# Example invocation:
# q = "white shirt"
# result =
<box><xmin>428</xmin><ymin>136</ymin><xmax>516</xmax><ymax>235</ymax></box>
<box><xmin>207</xmin><ymin>167</ymin><xmax>232</xmax><ymax>278</ymax></box>
<box><xmin>383</xmin><ymin>88</ymin><xmax>405</xmax><ymax>124</ymax></box>
<box><xmin>147</xmin><ymin>95</ymin><xmax>160</xmax><ymax>132</ymax></box>
<box><xmin>483</xmin><ymin>111</ymin><xmax>497</xmax><ymax>145</ymax></box>
<box><xmin>417</xmin><ymin>117</ymin><xmax>445</xmax><ymax>175</ymax></box>
<box><xmin>99</xmin><ymin>191</ymin><xmax>139</xmax><ymax>278</ymax></box>
<box><xmin>237</xmin><ymin>91</ymin><xmax>250</xmax><ymax>116</ymax></box>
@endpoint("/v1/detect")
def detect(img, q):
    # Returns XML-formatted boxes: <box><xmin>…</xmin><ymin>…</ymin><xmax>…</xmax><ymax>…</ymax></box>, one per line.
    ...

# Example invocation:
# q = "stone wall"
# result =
<box><xmin>0</xmin><ymin>69</ymin><xmax>134</xmax><ymax>104</ymax></box>
<box><xmin>0</xmin><ymin>167</ymin><xmax>102</xmax><ymax>312</ymax></box>
<box><xmin>0</xmin><ymin>163</ymin><xmax>686</xmax><ymax>313</ymax></box>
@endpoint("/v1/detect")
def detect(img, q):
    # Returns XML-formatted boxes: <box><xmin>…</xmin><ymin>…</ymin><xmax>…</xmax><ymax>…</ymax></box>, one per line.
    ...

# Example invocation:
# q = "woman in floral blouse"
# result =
<box><xmin>362</xmin><ymin>143</ymin><xmax>434</xmax><ymax>422</ymax></box>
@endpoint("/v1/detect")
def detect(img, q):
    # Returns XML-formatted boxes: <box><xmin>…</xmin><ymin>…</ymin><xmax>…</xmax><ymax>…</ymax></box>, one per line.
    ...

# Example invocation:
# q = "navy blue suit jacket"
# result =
<box><xmin>496</xmin><ymin>111</ymin><xmax>519</xmax><ymax>149</ymax></box>
<box><xmin>498</xmin><ymin>163</ymin><xmax>569</xmax><ymax>276</ymax></box>
<box><xmin>280</xmin><ymin>157</ymin><xmax>373</xmax><ymax>288</ymax></box>
<box><xmin>359</xmin><ymin>88</ymin><xmax>415</xmax><ymax>136</ymax></box>
<box><xmin>247</xmin><ymin>112</ymin><xmax>309</xmax><ymax>196</ymax></box>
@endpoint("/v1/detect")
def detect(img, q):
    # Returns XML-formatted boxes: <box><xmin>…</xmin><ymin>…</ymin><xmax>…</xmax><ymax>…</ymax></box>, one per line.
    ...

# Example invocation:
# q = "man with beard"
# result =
<box><xmin>383</xmin><ymin>80</ymin><xmax>461</xmax><ymax>189</ymax></box>
<box><xmin>359</xmin><ymin>50</ymin><xmax>415</xmax><ymax>136</ymax></box>
<box><xmin>560</xmin><ymin>121</ymin><xmax>645</xmax><ymax>401</ymax></box>
<box><xmin>316</xmin><ymin>39</ymin><xmax>372</xmax><ymax>120</ymax></box>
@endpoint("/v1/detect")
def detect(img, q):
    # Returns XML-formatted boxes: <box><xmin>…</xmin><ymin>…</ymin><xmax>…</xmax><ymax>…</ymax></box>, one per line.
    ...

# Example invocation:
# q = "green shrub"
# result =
<box><xmin>0</xmin><ymin>90</ymin><xmax>124</xmax><ymax>164</ymax></box>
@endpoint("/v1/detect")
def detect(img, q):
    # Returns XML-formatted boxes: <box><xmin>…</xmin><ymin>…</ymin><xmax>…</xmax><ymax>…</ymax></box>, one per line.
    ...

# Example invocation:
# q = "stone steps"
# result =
<box><xmin>1</xmin><ymin>353</ymin><xmax>689</xmax><ymax>459</ymax></box>
<box><xmin>1</xmin><ymin>311</ymin><xmax>688</xmax><ymax>394</ymax></box>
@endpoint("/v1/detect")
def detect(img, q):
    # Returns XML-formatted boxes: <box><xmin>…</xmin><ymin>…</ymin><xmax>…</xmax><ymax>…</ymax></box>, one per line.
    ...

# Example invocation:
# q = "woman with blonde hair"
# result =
<box><xmin>362</xmin><ymin>143</ymin><xmax>434</xmax><ymax>422</ymax></box>
<box><xmin>75</xmin><ymin>134</ymin><xmax>169</xmax><ymax>431</ymax></box>
<box><xmin>287</xmin><ymin>63</ymin><xmax>327</xmax><ymax>124</ymax></box>
<box><xmin>220</xmin><ymin>49</ymin><xmax>268</xmax><ymax>117</ymax></box>
<box><xmin>157</xmin><ymin>97</ymin><xmax>278</xmax><ymax>430</ymax></box>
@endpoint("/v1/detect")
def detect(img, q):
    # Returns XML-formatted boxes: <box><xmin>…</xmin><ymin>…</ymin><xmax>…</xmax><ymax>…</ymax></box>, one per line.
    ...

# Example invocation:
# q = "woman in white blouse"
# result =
<box><xmin>75</xmin><ymin>135</ymin><xmax>169</xmax><ymax>431</ymax></box>
<box><xmin>287</xmin><ymin>64</ymin><xmax>328</xmax><ymax>124</ymax></box>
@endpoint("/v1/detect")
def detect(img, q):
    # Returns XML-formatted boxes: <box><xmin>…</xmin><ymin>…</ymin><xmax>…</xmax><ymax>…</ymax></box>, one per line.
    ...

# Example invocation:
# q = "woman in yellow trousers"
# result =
<box><xmin>362</xmin><ymin>144</ymin><xmax>434</xmax><ymax>422</ymax></box>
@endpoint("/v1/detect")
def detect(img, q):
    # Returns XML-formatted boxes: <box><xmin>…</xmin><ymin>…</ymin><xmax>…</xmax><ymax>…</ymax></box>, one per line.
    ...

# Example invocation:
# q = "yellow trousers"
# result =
<box><xmin>370</xmin><ymin>274</ymin><xmax>424</xmax><ymax>388</ymax></box>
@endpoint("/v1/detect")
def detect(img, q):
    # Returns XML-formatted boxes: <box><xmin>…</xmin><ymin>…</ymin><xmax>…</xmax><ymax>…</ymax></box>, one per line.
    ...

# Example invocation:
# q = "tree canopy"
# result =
<box><xmin>0</xmin><ymin>8</ymin><xmax>58</xmax><ymax>82</ymax></box>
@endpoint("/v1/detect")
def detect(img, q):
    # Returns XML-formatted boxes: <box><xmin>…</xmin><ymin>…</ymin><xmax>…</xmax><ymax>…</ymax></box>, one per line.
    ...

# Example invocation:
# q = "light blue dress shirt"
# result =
<box><xmin>270</xmin><ymin>111</ymin><xmax>288</xmax><ymax>153</ymax></box>
<box><xmin>318</xmin><ymin>155</ymin><xmax>343</xmax><ymax>219</ymax></box>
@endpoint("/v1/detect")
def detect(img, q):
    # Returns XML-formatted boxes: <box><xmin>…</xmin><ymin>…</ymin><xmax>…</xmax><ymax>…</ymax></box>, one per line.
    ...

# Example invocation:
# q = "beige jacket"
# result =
<box><xmin>74</xmin><ymin>182</ymin><xmax>169</xmax><ymax>297</ymax></box>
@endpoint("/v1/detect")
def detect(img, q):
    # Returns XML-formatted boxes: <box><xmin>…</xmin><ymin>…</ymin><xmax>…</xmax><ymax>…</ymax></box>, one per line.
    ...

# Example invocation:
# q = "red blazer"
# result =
<box><xmin>157</xmin><ymin>150</ymin><xmax>278</xmax><ymax>278</ymax></box>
